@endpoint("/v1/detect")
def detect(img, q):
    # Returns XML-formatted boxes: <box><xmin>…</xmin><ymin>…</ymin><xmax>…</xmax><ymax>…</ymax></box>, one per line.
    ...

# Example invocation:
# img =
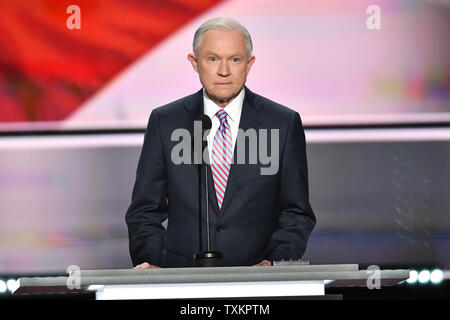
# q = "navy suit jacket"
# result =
<box><xmin>125</xmin><ymin>86</ymin><xmax>316</xmax><ymax>267</ymax></box>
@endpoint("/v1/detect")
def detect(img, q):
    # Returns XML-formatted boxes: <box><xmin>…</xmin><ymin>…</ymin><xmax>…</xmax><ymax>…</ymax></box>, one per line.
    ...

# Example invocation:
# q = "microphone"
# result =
<box><xmin>192</xmin><ymin>114</ymin><xmax>211</xmax><ymax>161</ymax></box>
<box><xmin>193</xmin><ymin>114</ymin><xmax>223</xmax><ymax>267</ymax></box>
<box><xmin>197</xmin><ymin>114</ymin><xmax>212</xmax><ymax>132</ymax></box>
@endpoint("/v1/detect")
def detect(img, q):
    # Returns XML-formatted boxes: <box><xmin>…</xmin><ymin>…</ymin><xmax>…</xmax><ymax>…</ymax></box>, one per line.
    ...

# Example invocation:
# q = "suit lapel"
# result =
<box><xmin>176</xmin><ymin>88</ymin><xmax>203</xmax><ymax>138</ymax></box>
<box><xmin>217</xmin><ymin>86</ymin><xmax>264</xmax><ymax>219</ymax></box>
<box><xmin>177</xmin><ymin>89</ymin><xmax>221</xmax><ymax>216</ymax></box>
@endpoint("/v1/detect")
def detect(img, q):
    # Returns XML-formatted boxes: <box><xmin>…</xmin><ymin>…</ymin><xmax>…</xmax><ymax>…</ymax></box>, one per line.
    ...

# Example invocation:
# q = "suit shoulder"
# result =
<box><xmin>252</xmin><ymin>92</ymin><xmax>298</xmax><ymax>119</ymax></box>
<box><xmin>151</xmin><ymin>92</ymin><xmax>198</xmax><ymax>117</ymax></box>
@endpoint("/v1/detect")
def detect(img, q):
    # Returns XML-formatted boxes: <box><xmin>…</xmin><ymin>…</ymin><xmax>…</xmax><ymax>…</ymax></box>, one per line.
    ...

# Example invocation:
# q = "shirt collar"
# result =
<box><xmin>203</xmin><ymin>87</ymin><xmax>245</xmax><ymax>124</ymax></box>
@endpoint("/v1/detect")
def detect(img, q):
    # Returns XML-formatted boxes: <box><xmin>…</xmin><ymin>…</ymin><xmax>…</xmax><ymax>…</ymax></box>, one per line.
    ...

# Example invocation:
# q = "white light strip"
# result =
<box><xmin>87</xmin><ymin>285</ymin><xmax>105</xmax><ymax>291</ymax></box>
<box><xmin>304</xmin><ymin>113</ymin><xmax>450</xmax><ymax>126</ymax></box>
<box><xmin>305</xmin><ymin>128</ymin><xmax>450</xmax><ymax>143</ymax></box>
<box><xmin>0</xmin><ymin>134</ymin><xmax>144</xmax><ymax>150</ymax></box>
<box><xmin>0</xmin><ymin>120</ymin><xmax>148</xmax><ymax>131</ymax></box>
<box><xmin>0</xmin><ymin>128</ymin><xmax>449</xmax><ymax>150</ymax></box>
<box><xmin>95</xmin><ymin>281</ymin><xmax>324</xmax><ymax>300</ymax></box>
<box><xmin>407</xmin><ymin>269</ymin><xmax>449</xmax><ymax>284</ymax></box>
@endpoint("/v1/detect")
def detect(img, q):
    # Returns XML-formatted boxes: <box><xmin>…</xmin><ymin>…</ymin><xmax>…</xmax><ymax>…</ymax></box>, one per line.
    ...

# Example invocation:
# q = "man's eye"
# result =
<box><xmin>232</xmin><ymin>58</ymin><xmax>239</xmax><ymax>62</ymax></box>
<box><xmin>209</xmin><ymin>57</ymin><xmax>216</xmax><ymax>62</ymax></box>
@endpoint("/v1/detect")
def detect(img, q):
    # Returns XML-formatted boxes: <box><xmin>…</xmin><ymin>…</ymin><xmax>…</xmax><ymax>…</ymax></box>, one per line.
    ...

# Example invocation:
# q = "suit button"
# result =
<box><xmin>216</xmin><ymin>225</ymin><xmax>227</xmax><ymax>232</ymax></box>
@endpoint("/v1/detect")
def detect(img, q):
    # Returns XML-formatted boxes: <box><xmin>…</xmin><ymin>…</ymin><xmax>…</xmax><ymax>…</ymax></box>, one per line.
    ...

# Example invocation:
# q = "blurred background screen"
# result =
<box><xmin>0</xmin><ymin>0</ymin><xmax>448</xmax><ymax>131</ymax></box>
<box><xmin>0</xmin><ymin>0</ymin><xmax>449</xmax><ymax>278</ymax></box>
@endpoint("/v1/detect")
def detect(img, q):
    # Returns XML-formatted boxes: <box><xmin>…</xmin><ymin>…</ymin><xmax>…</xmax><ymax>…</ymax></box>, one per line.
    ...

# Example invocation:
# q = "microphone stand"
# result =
<box><xmin>194</xmin><ymin>133</ymin><xmax>223</xmax><ymax>267</ymax></box>
<box><xmin>205</xmin><ymin>162</ymin><xmax>210</xmax><ymax>251</ymax></box>
<box><xmin>197</xmin><ymin>156</ymin><xmax>203</xmax><ymax>253</ymax></box>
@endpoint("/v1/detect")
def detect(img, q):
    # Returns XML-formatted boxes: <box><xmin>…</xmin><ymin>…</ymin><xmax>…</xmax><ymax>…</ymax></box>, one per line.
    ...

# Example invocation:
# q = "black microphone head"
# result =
<box><xmin>192</xmin><ymin>114</ymin><xmax>212</xmax><ymax>153</ymax></box>
<box><xmin>196</xmin><ymin>114</ymin><xmax>212</xmax><ymax>131</ymax></box>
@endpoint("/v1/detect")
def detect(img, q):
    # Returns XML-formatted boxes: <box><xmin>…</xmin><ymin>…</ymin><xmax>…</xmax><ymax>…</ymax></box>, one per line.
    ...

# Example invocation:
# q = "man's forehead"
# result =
<box><xmin>196</xmin><ymin>28</ymin><xmax>249</xmax><ymax>56</ymax></box>
<box><xmin>202</xmin><ymin>51</ymin><xmax>246</xmax><ymax>57</ymax></box>
<box><xmin>201</xmin><ymin>28</ymin><xmax>246</xmax><ymax>45</ymax></box>
<box><xmin>204</xmin><ymin>28</ymin><xmax>243</xmax><ymax>36</ymax></box>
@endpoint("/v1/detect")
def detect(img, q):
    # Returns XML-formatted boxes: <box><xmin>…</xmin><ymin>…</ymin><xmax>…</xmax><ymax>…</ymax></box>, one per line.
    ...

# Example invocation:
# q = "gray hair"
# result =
<box><xmin>193</xmin><ymin>17</ymin><xmax>253</xmax><ymax>58</ymax></box>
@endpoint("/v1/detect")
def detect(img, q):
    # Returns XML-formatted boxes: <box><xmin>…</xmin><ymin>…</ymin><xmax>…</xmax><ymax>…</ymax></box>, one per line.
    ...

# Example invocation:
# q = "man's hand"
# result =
<box><xmin>133</xmin><ymin>262</ymin><xmax>160</xmax><ymax>269</ymax></box>
<box><xmin>253</xmin><ymin>260</ymin><xmax>272</xmax><ymax>266</ymax></box>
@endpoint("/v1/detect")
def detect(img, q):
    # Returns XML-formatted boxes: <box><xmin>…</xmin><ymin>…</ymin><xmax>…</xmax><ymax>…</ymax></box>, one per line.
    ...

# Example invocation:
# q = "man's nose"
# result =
<box><xmin>217</xmin><ymin>61</ymin><xmax>230</xmax><ymax>77</ymax></box>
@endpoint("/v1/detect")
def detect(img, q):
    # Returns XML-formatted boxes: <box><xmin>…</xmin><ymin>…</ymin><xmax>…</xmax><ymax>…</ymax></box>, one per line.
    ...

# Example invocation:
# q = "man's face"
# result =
<box><xmin>188</xmin><ymin>28</ymin><xmax>255</xmax><ymax>107</ymax></box>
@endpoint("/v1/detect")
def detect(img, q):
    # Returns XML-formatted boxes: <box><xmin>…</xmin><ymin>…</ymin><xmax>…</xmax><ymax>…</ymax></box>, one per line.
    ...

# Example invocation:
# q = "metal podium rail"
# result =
<box><xmin>13</xmin><ymin>264</ymin><xmax>410</xmax><ymax>299</ymax></box>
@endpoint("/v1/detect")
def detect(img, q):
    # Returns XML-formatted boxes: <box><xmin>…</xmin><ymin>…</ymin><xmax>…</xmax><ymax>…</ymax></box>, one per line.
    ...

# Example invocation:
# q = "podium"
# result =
<box><xmin>12</xmin><ymin>263</ymin><xmax>409</xmax><ymax>300</ymax></box>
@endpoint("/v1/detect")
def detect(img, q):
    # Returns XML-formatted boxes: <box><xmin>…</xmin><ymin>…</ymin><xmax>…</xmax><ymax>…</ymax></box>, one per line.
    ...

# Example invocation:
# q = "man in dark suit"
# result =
<box><xmin>126</xmin><ymin>17</ymin><xmax>316</xmax><ymax>268</ymax></box>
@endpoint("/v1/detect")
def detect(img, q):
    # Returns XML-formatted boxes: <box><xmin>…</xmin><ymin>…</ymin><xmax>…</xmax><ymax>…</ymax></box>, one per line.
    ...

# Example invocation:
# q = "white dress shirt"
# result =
<box><xmin>203</xmin><ymin>87</ymin><xmax>245</xmax><ymax>164</ymax></box>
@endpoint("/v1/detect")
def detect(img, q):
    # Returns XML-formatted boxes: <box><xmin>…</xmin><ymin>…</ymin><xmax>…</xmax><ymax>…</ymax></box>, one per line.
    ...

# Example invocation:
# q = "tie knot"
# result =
<box><xmin>216</xmin><ymin>109</ymin><xmax>228</xmax><ymax>124</ymax></box>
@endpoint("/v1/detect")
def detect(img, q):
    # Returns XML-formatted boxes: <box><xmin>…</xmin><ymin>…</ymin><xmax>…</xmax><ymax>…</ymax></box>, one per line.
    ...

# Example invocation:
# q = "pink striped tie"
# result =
<box><xmin>211</xmin><ymin>109</ymin><xmax>232</xmax><ymax>211</ymax></box>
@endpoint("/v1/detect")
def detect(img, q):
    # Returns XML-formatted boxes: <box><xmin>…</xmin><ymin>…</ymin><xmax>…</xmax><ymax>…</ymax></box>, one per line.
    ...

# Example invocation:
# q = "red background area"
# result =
<box><xmin>0</xmin><ymin>0</ymin><xmax>222</xmax><ymax>122</ymax></box>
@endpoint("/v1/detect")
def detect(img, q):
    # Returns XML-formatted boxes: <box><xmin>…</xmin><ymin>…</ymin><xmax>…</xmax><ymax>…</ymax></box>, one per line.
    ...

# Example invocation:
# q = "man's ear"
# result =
<box><xmin>187</xmin><ymin>53</ymin><xmax>199</xmax><ymax>73</ymax></box>
<box><xmin>246</xmin><ymin>55</ymin><xmax>255</xmax><ymax>74</ymax></box>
